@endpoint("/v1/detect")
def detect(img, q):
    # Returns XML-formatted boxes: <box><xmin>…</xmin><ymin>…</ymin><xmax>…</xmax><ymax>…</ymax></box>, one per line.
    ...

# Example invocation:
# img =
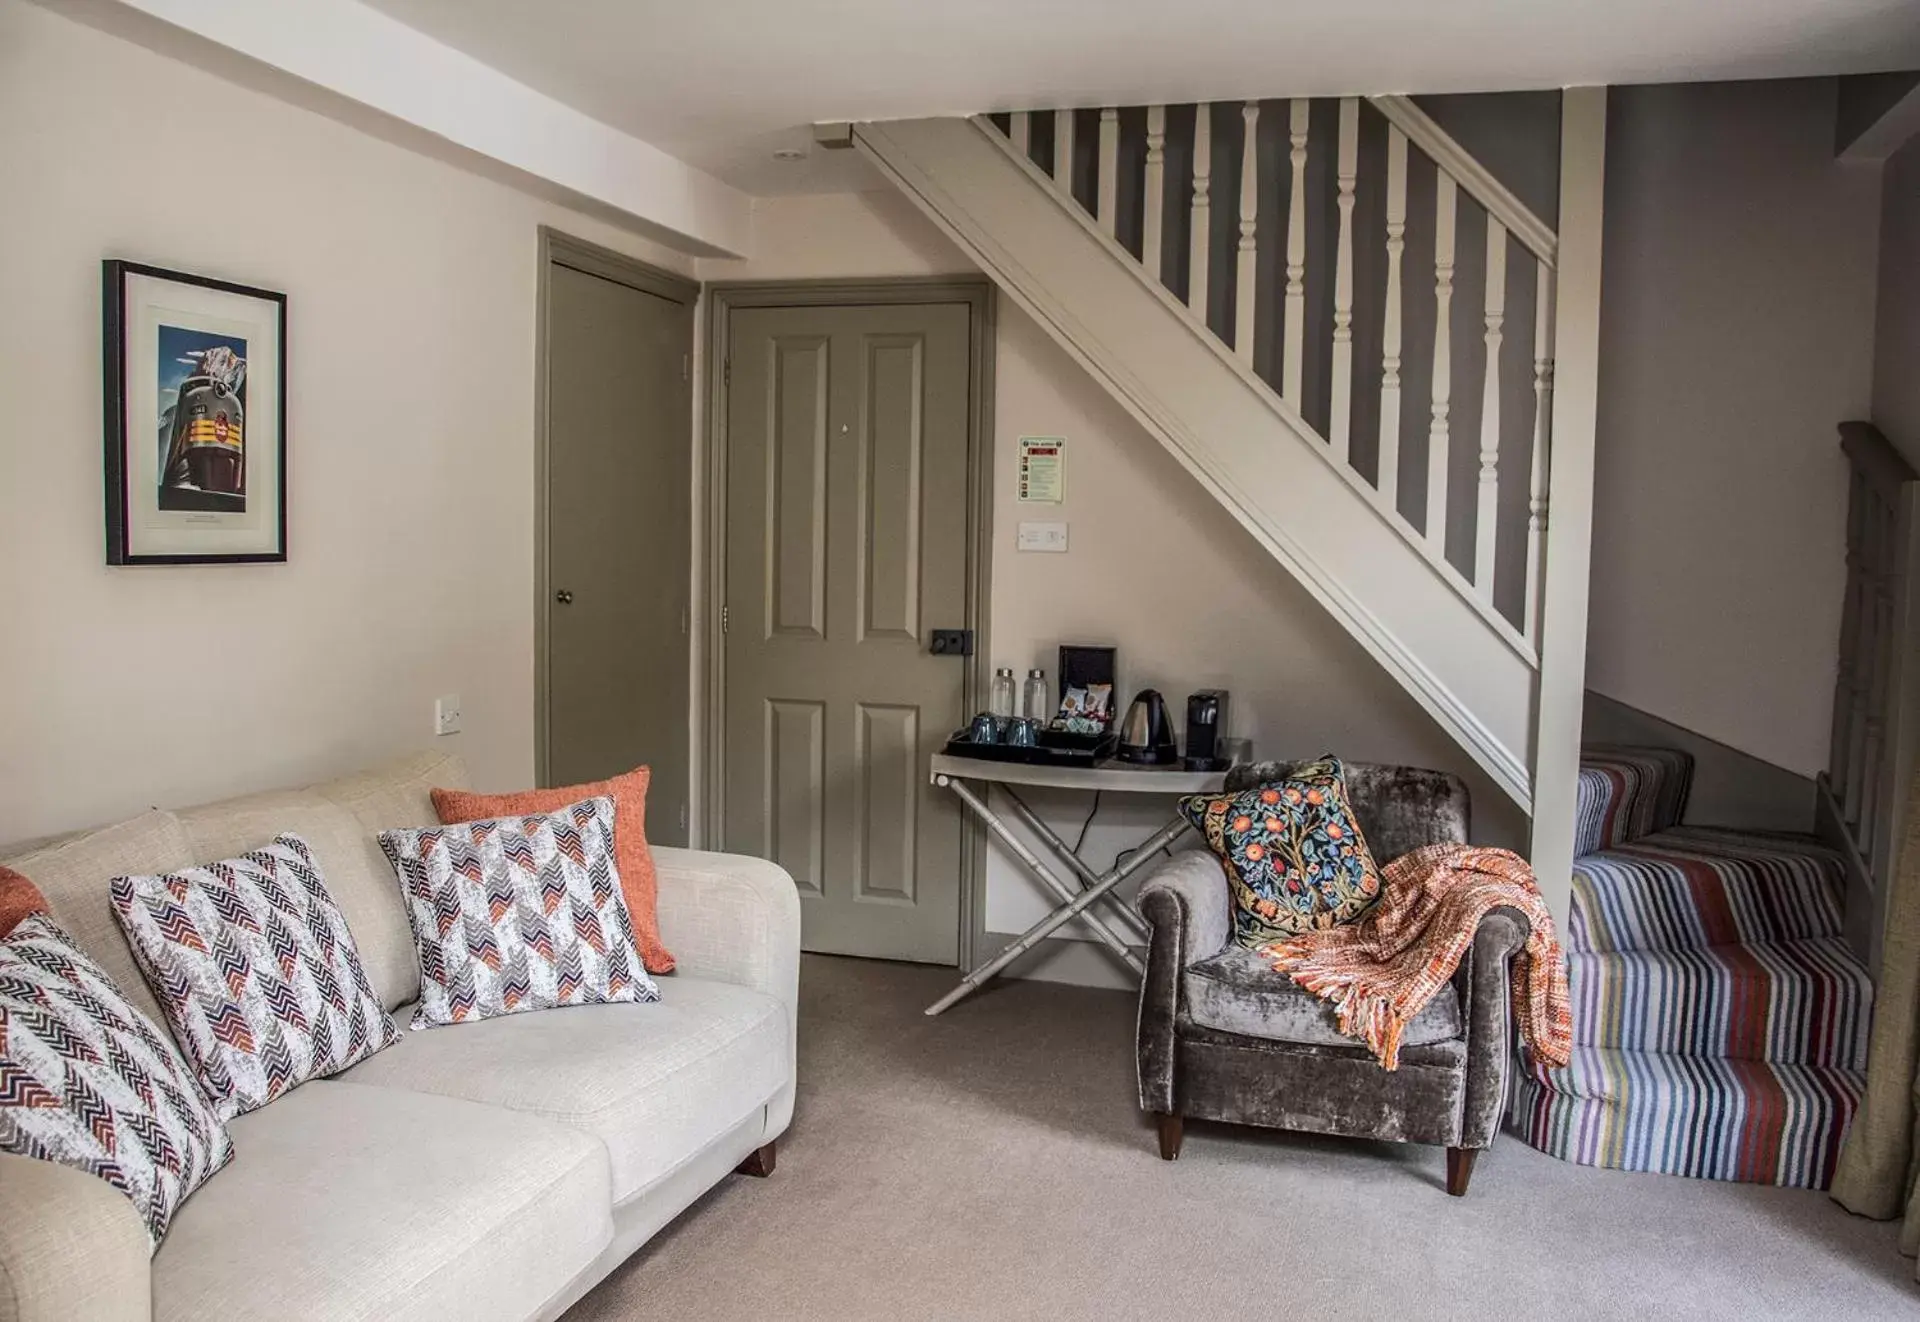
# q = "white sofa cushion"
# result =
<box><xmin>173</xmin><ymin>788</ymin><xmax>422</xmax><ymax>1015</ymax></box>
<box><xmin>151</xmin><ymin>1080</ymin><xmax>609</xmax><ymax>1322</ymax></box>
<box><xmin>2</xmin><ymin>810</ymin><xmax>197</xmax><ymax>1031</ymax></box>
<box><xmin>172</xmin><ymin>750</ymin><xmax>471</xmax><ymax>1014</ymax></box>
<box><xmin>342</xmin><ymin>976</ymin><xmax>789</xmax><ymax>1203</ymax></box>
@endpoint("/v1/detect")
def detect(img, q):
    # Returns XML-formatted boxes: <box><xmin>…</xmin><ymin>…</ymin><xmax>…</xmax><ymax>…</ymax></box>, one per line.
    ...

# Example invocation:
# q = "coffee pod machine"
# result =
<box><xmin>1183</xmin><ymin>690</ymin><xmax>1230</xmax><ymax>772</ymax></box>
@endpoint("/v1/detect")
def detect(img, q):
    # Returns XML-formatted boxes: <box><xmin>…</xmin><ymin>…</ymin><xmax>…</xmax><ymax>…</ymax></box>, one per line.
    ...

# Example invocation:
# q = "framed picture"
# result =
<box><xmin>103</xmin><ymin>260</ymin><xmax>287</xmax><ymax>564</ymax></box>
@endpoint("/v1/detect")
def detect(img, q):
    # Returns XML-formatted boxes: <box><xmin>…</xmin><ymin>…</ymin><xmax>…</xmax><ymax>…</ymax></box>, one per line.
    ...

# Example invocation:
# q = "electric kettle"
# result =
<box><xmin>1116</xmin><ymin>689</ymin><xmax>1178</xmax><ymax>764</ymax></box>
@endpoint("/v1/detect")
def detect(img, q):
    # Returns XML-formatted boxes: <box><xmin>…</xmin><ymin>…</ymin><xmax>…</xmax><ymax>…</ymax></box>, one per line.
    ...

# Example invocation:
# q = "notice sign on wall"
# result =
<box><xmin>1017</xmin><ymin>437</ymin><xmax>1065</xmax><ymax>503</ymax></box>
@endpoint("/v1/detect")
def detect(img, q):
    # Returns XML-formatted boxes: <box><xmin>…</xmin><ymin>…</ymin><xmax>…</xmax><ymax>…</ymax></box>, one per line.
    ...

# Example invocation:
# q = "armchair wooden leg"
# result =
<box><xmin>736</xmin><ymin>1141</ymin><xmax>776</xmax><ymax>1178</ymax></box>
<box><xmin>1157</xmin><ymin>1113</ymin><xmax>1184</xmax><ymax>1161</ymax></box>
<box><xmin>1446</xmin><ymin>1147</ymin><xmax>1477</xmax><ymax>1197</ymax></box>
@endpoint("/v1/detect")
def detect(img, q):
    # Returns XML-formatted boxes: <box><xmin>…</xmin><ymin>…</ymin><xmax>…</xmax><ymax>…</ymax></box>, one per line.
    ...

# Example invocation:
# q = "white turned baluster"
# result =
<box><xmin>1010</xmin><ymin>110</ymin><xmax>1030</xmax><ymax>159</ymax></box>
<box><xmin>1097</xmin><ymin>107</ymin><xmax>1119</xmax><ymax>235</ymax></box>
<box><xmin>1235</xmin><ymin>101</ymin><xmax>1260</xmax><ymax>365</ymax></box>
<box><xmin>1524</xmin><ymin>261</ymin><xmax>1555</xmax><ymax>643</ymax></box>
<box><xmin>1144</xmin><ymin>106</ymin><xmax>1166</xmax><ymax>282</ymax></box>
<box><xmin>1190</xmin><ymin>105</ymin><xmax>1212</xmax><ymax>325</ymax></box>
<box><xmin>1329</xmin><ymin>98</ymin><xmax>1358</xmax><ymax>463</ymax></box>
<box><xmin>1427</xmin><ymin>172</ymin><xmax>1457</xmax><ymax>552</ymax></box>
<box><xmin>1378</xmin><ymin>126</ymin><xmax>1408</xmax><ymax>509</ymax></box>
<box><xmin>1474</xmin><ymin>217</ymin><xmax>1508</xmax><ymax>598</ymax></box>
<box><xmin>1282</xmin><ymin>98</ymin><xmax>1310</xmax><ymax>404</ymax></box>
<box><xmin>1054</xmin><ymin>108</ymin><xmax>1075</xmax><ymax>197</ymax></box>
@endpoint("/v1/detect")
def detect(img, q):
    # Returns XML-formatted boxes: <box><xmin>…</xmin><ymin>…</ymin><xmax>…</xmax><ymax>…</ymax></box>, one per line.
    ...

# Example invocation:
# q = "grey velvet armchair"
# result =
<box><xmin>1135</xmin><ymin>761</ymin><xmax>1529</xmax><ymax>1196</ymax></box>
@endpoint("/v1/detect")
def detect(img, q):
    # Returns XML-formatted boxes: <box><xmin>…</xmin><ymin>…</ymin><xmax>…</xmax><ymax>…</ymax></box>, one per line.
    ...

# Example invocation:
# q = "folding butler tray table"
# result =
<box><xmin>925</xmin><ymin>753</ymin><xmax>1228</xmax><ymax>1015</ymax></box>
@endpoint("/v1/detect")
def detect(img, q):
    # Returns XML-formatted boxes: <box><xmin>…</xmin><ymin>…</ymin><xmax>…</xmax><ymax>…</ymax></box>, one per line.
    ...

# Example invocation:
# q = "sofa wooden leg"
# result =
<box><xmin>1446</xmin><ymin>1147</ymin><xmax>1477</xmax><ymax>1197</ymax></box>
<box><xmin>1157</xmin><ymin>1113</ymin><xmax>1184</xmax><ymax>1161</ymax></box>
<box><xmin>736</xmin><ymin>1141</ymin><xmax>776</xmax><ymax>1178</ymax></box>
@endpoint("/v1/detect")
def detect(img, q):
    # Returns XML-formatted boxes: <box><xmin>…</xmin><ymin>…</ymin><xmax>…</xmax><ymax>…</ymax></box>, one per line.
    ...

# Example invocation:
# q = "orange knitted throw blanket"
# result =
<box><xmin>1260</xmin><ymin>843</ymin><xmax>1572</xmax><ymax>1072</ymax></box>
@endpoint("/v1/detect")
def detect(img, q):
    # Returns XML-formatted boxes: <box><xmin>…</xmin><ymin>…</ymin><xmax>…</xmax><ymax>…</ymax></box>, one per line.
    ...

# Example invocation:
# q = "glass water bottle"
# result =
<box><xmin>990</xmin><ymin>668</ymin><xmax>1017</xmax><ymax>729</ymax></box>
<box><xmin>1022</xmin><ymin>669</ymin><xmax>1050</xmax><ymax>723</ymax></box>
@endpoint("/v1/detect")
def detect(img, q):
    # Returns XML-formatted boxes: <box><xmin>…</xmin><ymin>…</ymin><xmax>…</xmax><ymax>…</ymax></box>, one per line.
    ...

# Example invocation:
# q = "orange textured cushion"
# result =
<box><xmin>430</xmin><ymin>767</ymin><xmax>674</xmax><ymax>974</ymax></box>
<box><xmin>0</xmin><ymin>865</ymin><xmax>49</xmax><ymax>938</ymax></box>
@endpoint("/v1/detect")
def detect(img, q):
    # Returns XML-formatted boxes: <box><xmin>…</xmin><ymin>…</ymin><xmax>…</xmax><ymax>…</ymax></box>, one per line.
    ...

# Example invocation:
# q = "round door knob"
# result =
<box><xmin>554</xmin><ymin>589</ymin><xmax>574</xmax><ymax>605</ymax></box>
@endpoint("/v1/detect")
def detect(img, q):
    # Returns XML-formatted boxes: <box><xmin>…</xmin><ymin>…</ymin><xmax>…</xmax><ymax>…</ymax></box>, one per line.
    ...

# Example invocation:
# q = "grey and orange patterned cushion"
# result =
<box><xmin>109</xmin><ymin>835</ymin><xmax>400</xmax><ymax>1119</ymax></box>
<box><xmin>1180</xmin><ymin>755</ymin><xmax>1383</xmax><ymax>946</ymax></box>
<box><xmin>0</xmin><ymin>912</ymin><xmax>234</xmax><ymax>1249</ymax></box>
<box><xmin>378</xmin><ymin>795</ymin><xmax>658</xmax><ymax>1029</ymax></box>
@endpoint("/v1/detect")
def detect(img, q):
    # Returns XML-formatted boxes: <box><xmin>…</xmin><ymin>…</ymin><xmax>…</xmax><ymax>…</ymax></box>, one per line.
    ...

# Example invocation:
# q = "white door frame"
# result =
<box><xmin>702</xmin><ymin>277</ymin><xmax>997</xmax><ymax>968</ymax></box>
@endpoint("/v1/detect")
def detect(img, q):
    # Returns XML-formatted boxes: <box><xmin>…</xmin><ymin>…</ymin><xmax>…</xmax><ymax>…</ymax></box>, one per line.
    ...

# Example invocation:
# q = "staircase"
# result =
<box><xmin>853</xmin><ymin>101</ymin><xmax>1577</xmax><ymax>811</ymax></box>
<box><xmin>850</xmin><ymin>97</ymin><xmax>1876</xmax><ymax>1186</ymax></box>
<box><xmin>1512</xmin><ymin>747</ymin><xmax>1870</xmax><ymax>1187</ymax></box>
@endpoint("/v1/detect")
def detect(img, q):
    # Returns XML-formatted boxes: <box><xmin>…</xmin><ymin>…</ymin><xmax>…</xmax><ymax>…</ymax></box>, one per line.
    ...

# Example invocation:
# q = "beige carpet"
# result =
<box><xmin>569</xmin><ymin>955</ymin><xmax>1913</xmax><ymax>1321</ymax></box>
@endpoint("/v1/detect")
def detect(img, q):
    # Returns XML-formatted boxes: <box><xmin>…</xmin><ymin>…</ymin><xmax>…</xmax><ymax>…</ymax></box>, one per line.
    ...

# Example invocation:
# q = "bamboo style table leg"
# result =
<box><xmin>925</xmin><ymin>801</ymin><xmax>1191</xmax><ymax>1016</ymax></box>
<box><xmin>937</xmin><ymin>777</ymin><xmax>1144</xmax><ymax>971</ymax></box>
<box><xmin>997</xmin><ymin>788</ymin><xmax>1154</xmax><ymax>942</ymax></box>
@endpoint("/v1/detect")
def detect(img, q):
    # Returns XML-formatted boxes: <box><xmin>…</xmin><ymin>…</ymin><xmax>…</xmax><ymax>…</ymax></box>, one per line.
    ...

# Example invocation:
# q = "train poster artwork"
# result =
<box><xmin>156</xmin><ymin>323</ymin><xmax>248</xmax><ymax>514</ymax></box>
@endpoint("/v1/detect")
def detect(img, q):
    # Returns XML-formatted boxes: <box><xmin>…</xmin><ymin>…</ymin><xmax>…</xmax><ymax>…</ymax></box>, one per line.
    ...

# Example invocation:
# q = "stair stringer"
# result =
<box><xmin>855</xmin><ymin>116</ymin><xmax>1535</xmax><ymax>806</ymax></box>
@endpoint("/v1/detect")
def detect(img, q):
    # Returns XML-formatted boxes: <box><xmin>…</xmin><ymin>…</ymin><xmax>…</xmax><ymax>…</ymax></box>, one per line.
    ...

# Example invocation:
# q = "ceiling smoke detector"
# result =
<box><xmin>772</xmin><ymin>147</ymin><xmax>808</xmax><ymax>161</ymax></box>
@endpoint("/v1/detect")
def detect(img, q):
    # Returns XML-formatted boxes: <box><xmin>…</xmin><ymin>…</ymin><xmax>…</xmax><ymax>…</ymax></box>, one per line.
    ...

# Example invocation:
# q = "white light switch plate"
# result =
<box><xmin>434</xmin><ymin>694</ymin><xmax>462</xmax><ymax>736</ymax></box>
<box><xmin>1016</xmin><ymin>521</ymin><xmax>1068</xmax><ymax>553</ymax></box>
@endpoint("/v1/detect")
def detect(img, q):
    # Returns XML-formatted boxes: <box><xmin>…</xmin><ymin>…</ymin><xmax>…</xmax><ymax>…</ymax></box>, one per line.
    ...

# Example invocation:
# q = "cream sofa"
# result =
<box><xmin>0</xmin><ymin>750</ymin><xmax>800</xmax><ymax>1322</ymax></box>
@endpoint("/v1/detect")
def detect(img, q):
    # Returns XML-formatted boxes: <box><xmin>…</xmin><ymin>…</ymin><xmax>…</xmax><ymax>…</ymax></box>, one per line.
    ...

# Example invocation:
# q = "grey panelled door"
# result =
<box><xmin>546</xmin><ymin>260</ymin><xmax>693</xmax><ymax>845</ymax></box>
<box><xmin>724</xmin><ymin>302</ymin><xmax>973</xmax><ymax>962</ymax></box>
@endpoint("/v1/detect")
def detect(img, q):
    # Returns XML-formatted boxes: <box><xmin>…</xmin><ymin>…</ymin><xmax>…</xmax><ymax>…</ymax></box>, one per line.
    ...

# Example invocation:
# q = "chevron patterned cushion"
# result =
<box><xmin>378</xmin><ymin>795</ymin><xmax>659</xmax><ymax>1029</ymax></box>
<box><xmin>110</xmin><ymin>835</ymin><xmax>401</xmax><ymax>1120</ymax></box>
<box><xmin>431</xmin><ymin>765</ymin><xmax>675</xmax><ymax>975</ymax></box>
<box><xmin>0</xmin><ymin>912</ymin><xmax>234</xmax><ymax>1249</ymax></box>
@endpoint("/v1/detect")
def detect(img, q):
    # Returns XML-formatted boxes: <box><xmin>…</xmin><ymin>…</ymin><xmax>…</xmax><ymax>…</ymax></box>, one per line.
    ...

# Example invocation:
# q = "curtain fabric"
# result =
<box><xmin>1832</xmin><ymin>767</ymin><xmax>1920</xmax><ymax>1270</ymax></box>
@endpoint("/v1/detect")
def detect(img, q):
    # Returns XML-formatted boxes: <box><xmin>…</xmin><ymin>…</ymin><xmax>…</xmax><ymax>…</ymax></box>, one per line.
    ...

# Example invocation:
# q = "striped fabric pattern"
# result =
<box><xmin>1567</xmin><ymin>936</ymin><xmax>1870</xmax><ymax>1068</ymax></box>
<box><xmin>1571</xmin><ymin>747</ymin><xmax>1693</xmax><ymax>858</ymax></box>
<box><xmin>1568</xmin><ymin>828</ymin><xmax>1846</xmax><ymax>955</ymax></box>
<box><xmin>1512</xmin><ymin>747</ymin><xmax>1871</xmax><ymax>1189</ymax></box>
<box><xmin>1513</xmin><ymin>1046</ymin><xmax>1862</xmax><ymax>1188</ymax></box>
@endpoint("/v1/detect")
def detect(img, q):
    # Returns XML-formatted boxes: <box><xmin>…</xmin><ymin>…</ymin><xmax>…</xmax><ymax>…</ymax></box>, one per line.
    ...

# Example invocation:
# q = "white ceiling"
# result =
<box><xmin>361</xmin><ymin>0</ymin><xmax>1920</xmax><ymax>195</ymax></box>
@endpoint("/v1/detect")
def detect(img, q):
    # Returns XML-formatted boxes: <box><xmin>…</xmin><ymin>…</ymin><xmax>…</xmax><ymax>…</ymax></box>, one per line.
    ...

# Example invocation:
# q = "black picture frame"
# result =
<box><xmin>103</xmin><ymin>259</ymin><xmax>288</xmax><ymax>565</ymax></box>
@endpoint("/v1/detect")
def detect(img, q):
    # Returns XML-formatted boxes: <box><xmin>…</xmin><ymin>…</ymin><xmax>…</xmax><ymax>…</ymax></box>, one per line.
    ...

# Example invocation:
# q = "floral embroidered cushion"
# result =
<box><xmin>430</xmin><ymin>765</ymin><xmax>674</xmax><ymax>974</ymax></box>
<box><xmin>1180</xmin><ymin>755</ymin><xmax>1382</xmax><ymax>946</ymax></box>
<box><xmin>378</xmin><ymin>795</ymin><xmax>659</xmax><ymax>1029</ymax></box>
<box><xmin>0</xmin><ymin>911</ymin><xmax>234</xmax><ymax>1249</ymax></box>
<box><xmin>110</xmin><ymin>834</ymin><xmax>401</xmax><ymax>1119</ymax></box>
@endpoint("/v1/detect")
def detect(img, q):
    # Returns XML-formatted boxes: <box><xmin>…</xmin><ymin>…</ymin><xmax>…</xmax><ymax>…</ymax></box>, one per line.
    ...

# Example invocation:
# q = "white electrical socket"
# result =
<box><xmin>1016</xmin><ymin>520</ymin><xmax>1068</xmax><ymax>553</ymax></box>
<box><xmin>434</xmin><ymin>694</ymin><xmax>462</xmax><ymax>736</ymax></box>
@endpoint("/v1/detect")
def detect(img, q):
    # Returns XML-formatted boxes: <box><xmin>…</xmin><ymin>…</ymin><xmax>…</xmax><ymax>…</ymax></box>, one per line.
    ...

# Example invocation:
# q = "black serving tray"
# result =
<box><xmin>942</xmin><ymin>729</ymin><xmax>1119</xmax><ymax>766</ymax></box>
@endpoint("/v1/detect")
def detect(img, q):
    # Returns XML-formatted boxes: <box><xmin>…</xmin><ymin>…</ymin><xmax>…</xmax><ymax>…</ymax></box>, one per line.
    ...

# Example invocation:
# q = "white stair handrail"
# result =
<box><xmin>1369</xmin><ymin>94</ymin><xmax>1559</xmax><ymax>269</ymax></box>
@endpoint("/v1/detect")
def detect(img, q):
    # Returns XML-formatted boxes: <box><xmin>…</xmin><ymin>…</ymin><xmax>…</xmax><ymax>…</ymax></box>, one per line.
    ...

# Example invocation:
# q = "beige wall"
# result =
<box><xmin>704</xmin><ymin>192</ymin><xmax>1523</xmax><ymax>954</ymax></box>
<box><xmin>0</xmin><ymin>0</ymin><xmax>692</xmax><ymax>842</ymax></box>
<box><xmin>1587</xmin><ymin>78</ymin><xmax>1881</xmax><ymax>777</ymax></box>
<box><xmin>1875</xmin><ymin>135</ymin><xmax>1920</xmax><ymax>457</ymax></box>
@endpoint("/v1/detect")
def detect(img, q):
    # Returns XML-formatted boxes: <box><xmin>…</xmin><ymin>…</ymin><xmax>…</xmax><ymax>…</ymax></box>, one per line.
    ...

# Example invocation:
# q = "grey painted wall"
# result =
<box><xmin>1837</xmin><ymin>72</ymin><xmax>1920</xmax><ymax>156</ymax></box>
<box><xmin>1583</xmin><ymin>689</ymin><xmax>1815</xmax><ymax>834</ymax></box>
<box><xmin>1874</xmin><ymin>134</ymin><xmax>1920</xmax><ymax>458</ymax></box>
<box><xmin>1587</xmin><ymin>77</ymin><xmax>1882</xmax><ymax>778</ymax></box>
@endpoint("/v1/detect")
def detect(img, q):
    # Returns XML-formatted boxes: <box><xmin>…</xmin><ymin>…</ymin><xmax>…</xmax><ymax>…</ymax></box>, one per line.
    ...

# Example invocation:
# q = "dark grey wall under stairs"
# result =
<box><xmin>1583</xmin><ymin>688</ymin><xmax>1817</xmax><ymax>835</ymax></box>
